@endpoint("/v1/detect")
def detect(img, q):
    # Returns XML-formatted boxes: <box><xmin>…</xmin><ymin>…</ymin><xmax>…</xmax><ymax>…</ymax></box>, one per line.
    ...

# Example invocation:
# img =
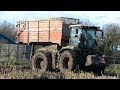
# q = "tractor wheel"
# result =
<box><xmin>32</xmin><ymin>52</ymin><xmax>52</xmax><ymax>72</ymax></box>
<box><xmin>59</xmin><ymin>50</ymin><xmax>76</xmax><ymax>72</ymax></box>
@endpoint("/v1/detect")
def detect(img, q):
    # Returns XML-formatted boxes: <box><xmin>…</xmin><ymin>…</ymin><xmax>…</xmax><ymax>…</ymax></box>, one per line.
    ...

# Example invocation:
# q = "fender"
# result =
<box><xmin>58</xmin><ymin>46</ymin><xmax>74</xmax><ymax>54</ymax></box>
<box><xmin>36</xmin><ymin>48</ymin><xmax>47</xmax><ymax>54</ymax></box>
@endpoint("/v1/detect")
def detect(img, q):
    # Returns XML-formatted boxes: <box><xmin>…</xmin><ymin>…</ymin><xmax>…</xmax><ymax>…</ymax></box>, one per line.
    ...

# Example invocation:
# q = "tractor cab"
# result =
<box><xmin>69</xmin><ymin>24</ymin><xmax>103</xmax><ymax>49</ymax></box>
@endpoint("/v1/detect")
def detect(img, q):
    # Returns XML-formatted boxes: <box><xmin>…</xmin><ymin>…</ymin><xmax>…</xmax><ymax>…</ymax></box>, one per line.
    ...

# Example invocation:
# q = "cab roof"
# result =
<box><xmin>69</xmin><ymin>24</ymin><xmax>100</xmax><ymax>28</ymax></box>
<box><xmin>69</xmin><ymin>24</ymin><xmax>102</xmax><ymax>31</ymax></box>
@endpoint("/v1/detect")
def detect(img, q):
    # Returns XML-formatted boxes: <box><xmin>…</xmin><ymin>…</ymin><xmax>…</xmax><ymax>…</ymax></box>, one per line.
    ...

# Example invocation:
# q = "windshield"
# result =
<box><xmin>70</xmin><ymin>26</ymin><xmax>97</xmax><ymax>49</ymax></box>
<box><xmin>80</xmin><ymin>28</ymin><xmax>96</xmax><ymax>49</ymax></box>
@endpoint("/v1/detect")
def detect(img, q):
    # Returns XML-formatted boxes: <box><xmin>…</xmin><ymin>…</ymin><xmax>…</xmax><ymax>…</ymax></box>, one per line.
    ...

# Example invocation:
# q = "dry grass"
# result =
<box><xmin>0</xmin><ymin>69</ymin><xmax>118</xmax><ymax>79</ymax></box>
<box><xmin>0</xmin><ymin>60</ymin><xmax>119</xmax><ymax>79</ymax></box>
<box><xmin>64</xmin><ymin>70</ymin><xmax>119</xmax><ymax>79</ymax></box>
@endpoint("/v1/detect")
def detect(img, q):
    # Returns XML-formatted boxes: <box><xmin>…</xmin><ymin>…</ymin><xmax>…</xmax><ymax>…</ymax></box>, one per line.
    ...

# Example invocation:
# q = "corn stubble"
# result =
<box><xmin>0</xmin><ymin>69</ymin><xmax>118</xmax><ymax>79</ymax></box>
<box><xmin>0</xmin><ymin>60</ymin><xmax>118</xmax><ymax>79</ymax></box>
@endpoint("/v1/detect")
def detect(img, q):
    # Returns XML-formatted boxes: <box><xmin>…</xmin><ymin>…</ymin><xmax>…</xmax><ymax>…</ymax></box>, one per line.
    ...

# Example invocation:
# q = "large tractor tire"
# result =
<box><xmin>32</xmin><ymin>51</ymin><xmax>52</xmax><ymax>72</ymax></box>
<box><xmin>59</xmin><ymin>50</ymin><xmax>76</xmax><ymax>72</ymax></box>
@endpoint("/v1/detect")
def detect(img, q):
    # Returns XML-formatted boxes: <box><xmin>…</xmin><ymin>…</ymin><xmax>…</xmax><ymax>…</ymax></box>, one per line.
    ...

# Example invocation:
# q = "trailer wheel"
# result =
<box><xmin>59</xmin><ymin>50</ymin><xmax>75</xmax><ymax>72</ymax></box>
<box><xmin>32</xmin><ymin>52</ymin><xmax>51</xmax><ymax>72</ymax></box>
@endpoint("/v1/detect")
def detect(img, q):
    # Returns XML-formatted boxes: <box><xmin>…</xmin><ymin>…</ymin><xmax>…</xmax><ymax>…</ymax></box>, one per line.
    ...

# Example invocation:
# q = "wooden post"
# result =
<box><xmin>24</xmin><ymin>44</ymin><xmax>27</xmax><ymax>60</ymax></box>
<box><xmin>16</xmin><ymin>43</ymin><xmax>19</xmax><ymax>61</ymax></box>
<box><xmin>8</xmin><ymin>44</ymin><xmax>10</xmax><ymax>60</ymax></box>
<box><xmin>114</xmin><ymin>57</ymin><xmax>117</xmax><ymax>71</ymax></box>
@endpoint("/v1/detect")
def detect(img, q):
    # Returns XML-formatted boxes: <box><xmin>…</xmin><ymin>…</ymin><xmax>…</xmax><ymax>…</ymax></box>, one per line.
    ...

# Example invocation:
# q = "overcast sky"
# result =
<box><xmin>0</xmin><ymin>11</ymin><xmax>120</xmax><ymax>28</ymax></box>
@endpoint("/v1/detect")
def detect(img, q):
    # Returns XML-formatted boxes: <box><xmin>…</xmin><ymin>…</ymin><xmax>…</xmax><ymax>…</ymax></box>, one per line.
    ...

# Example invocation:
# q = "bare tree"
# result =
<box><xmin>102</xmin><ymin>23</ymin><xmax>120</xmax><ymax>56</ymax></box>
<box><xmin>0</xmin><ymin>20</ymin><xmax>16</xmax><ymax>41</ymax></box>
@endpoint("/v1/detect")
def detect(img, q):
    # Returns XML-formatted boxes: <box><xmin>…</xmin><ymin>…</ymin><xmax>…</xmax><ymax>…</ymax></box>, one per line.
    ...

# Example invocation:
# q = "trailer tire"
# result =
<box><xmin>32</xmin><ymin>52</ymin><xmax>52</xmax><ymax>72</ymax></box>
<box><xmin>59</xmin><ymin>50</ymin><xmax>76</xmax><ymax>73</ymax></box>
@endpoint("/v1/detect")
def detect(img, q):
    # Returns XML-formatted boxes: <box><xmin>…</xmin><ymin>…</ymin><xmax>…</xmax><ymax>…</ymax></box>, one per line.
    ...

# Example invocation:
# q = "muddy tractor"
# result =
<box><xmin>16</xmin><ymin>17</ymin><xmax>108</xmax><ymax>73</ymax></box>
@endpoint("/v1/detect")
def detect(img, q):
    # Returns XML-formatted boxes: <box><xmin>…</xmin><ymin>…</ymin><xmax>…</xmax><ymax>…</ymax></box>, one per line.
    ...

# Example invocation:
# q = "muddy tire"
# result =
<box><xmin>32</xmin><ymin>52</ymin><xmax>52</xmax><ymax>72</ymax></box>
<box><xmin>59</xmin><ymin>50</ymin><xmax>76</xmax><ymax>72</ymax></box>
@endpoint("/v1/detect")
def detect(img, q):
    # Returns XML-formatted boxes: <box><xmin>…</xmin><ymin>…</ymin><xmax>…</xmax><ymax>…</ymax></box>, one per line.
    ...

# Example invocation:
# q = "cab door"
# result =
<box><xmin>70</xmin><ymin>27</ymin><xmax>82</xmax><ymax>47</ymax></box>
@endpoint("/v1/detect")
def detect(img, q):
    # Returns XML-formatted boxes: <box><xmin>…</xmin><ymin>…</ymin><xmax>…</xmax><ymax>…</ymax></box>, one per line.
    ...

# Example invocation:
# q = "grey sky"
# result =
<box><xmin>0</xmin><ymin>11</ymin><xmax>120</xmax><ymax>28</ymax></box>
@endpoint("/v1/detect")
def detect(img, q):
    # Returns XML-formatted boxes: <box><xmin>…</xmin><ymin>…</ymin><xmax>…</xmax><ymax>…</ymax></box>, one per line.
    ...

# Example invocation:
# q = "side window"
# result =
<box><xmin>70</xmin><ymin>27</ymin><xmax>82</xmax><ymax>36</ymax></box>
<box><xmin>76</xmin><ymin>29</ymin><xmax>78</xmax><ymax>34</ymax></box>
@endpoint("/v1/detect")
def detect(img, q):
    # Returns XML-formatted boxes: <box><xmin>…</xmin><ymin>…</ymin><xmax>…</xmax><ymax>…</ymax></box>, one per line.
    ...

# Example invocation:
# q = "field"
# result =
<box><xmin>0</xmin><ymin>44</ymin><xmax>120</xmax><ymax>79</ymax></box>
<box><xmin>0</xmin><ymin>60</ymin><xmax>119</xmax><ymax>79</ymax></box>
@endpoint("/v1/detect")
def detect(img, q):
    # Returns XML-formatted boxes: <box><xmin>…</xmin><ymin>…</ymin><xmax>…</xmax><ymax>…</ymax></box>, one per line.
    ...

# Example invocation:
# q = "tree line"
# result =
<box><xmin>0</xmin><ymin>21</ymin><xmax>16</xmax><ymax>41</ymax></box>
